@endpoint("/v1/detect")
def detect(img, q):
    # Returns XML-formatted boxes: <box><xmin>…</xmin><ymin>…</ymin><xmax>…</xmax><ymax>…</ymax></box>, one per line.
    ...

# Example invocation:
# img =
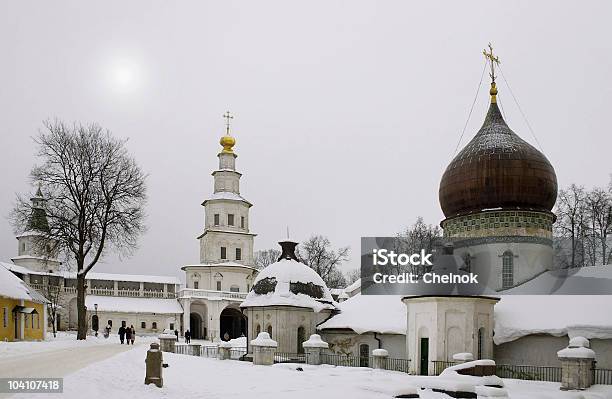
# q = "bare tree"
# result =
<box><xmin>344</xmin><ymin>268</ymin><xmax>360</xmax><ymax>286</ymax></box>
<box><xmin>554</xmin><ymin>185</ymin><xmax>587</xmax><ymax>268</ymax></box>
<box><xmin>587</xmin><ymin>187</ymin><xmax>612</xmax><ymax>265</ymax></box>
<box><xmin>42</xmin><ymin>275</ymin><xmax>64</xmax><ymax>338</ymax></box>
<box><xmin>394</xmin><ymin>217</ymin><xmax>442</xmax><ymax>275</ymax></box>
<box><xmin>254</xmin><ymin>248</ymin><xmax>281</xmax><ymax>269</ymax></box>
<box><xmin>299</xmin><ymin>235</ymin><xmax>349</xmax><ymax>289</ymax></box>
<box><xmin>11</xmin><ymin>120</ymin><xmax>147</xmax><ymax>340</ymax></box>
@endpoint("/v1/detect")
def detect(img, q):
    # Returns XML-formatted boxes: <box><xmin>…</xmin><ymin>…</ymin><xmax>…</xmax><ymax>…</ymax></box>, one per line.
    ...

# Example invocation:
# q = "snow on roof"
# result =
<box><xmin>182</xmin><ymin>261</ymin><xmax>258</xmax><ymax>271</ymax></box>
<box><xmin>240</xmin><ymin>258</ymin><xmax>337</xmax><ymax>312</ymax></box>
<box><xmin>502</xmin><ymin>265</ymin><xmax>612</xmax><ymax>294</ymax></box>
<box><xmin>203</xmin><ymin>191</ymin><xmax>252</xmax><ymax>205</ymax></box>
<box><xmin>494</xmin><ymin>295</ymin><xmax>612</xmax><ymax>345</ymax></box>
<box><xmin>1</xmin><ymin>262</ymin><xmax>180</xmax><ymax>284</ymax></box>
<box><xmin>85</xmin><ymin>295</ymin><xmax>183</xmax><ymax>314</ymax></box>
<box><xmin>0</xmin><ymin>263</ymin><xmax>48</xmax><ymax>303</ymax></box>
<box><xmin>318</xmin><ymin>293</ymin><xmax>406</xmax><ymax>335</ymax></box>
<box><xmin>85</xmin><ymin>272</ymin><xmax>180</xmax><ymax>285</ymax></box>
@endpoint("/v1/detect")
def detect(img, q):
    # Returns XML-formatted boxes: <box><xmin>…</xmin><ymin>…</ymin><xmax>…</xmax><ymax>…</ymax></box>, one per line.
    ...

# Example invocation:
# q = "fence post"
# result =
<box><xmin>303</xmin><ymin>334</ymin><xmax>329</xmax><ymax>365</ymax></box>
<box><xmin>251</xmin><ymin>332</ymin><xmax>277</xmax><ymax>366</ymax></box>
<box><xmin>372</xmin><ymin>349</ymin><xmax>389</xmax><ymax>370</ymax></box>
<box><xmin>558</xmin><ymin>336</ymin><xmax>596</xmax><ymax>391</ymax></box>
<box><xmin>218</xmin><ymin>342</ymin><xmax>232</xmax><ymax>360</ymax></box>
<box><xmin>158</xmin><ymin>332</ymin><xmax>176</xmax><ymax>353</ymax></box>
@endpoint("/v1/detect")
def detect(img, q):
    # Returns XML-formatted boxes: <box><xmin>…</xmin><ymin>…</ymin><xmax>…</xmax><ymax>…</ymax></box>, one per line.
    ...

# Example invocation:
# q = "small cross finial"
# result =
<box><xmin>223</xmin><ymin>111</ymin><xmax>234</xmax><ymax>135</ymax></box>
<box><xmin>483</xmin><ymin>43</ymin><xmax>501</xmax><ymax>83</ymax></box>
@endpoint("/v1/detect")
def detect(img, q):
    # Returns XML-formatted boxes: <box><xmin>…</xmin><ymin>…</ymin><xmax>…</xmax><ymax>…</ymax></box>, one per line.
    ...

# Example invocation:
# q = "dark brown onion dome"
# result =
<box><xmin>439</xmin><ymin>102</ymin><xmax>558</xmax><ymax>219</ymax></box>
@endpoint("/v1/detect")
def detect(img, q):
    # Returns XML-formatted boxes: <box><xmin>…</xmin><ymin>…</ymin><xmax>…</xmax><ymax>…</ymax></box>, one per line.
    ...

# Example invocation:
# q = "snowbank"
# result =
<box><xmin>318</xmin><ymin>293</ymin><xmax>406</xmax><ymax>334</ymax></box>
<box><xmin>19</xmin><ymin>345</ymin><xmax>612</xmax><ymax>399</ymax></box>
<box><xmin>494</xmin><ymin>295</ymin><xmax>612</xmax><ymax>344</ymax></box>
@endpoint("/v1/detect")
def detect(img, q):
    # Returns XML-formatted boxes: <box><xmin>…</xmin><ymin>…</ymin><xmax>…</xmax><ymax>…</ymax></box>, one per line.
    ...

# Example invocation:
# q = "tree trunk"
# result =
<box><xmin>77</xmin><ymin>274</ymin><xmax>87</xmax><ymax>340</ymax></box>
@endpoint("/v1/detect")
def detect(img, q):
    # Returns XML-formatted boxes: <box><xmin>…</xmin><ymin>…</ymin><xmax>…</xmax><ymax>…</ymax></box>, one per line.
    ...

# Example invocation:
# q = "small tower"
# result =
<box><xmin>12</xmin><ymin>186</ymin><xmax>61</xmax><ymax>273</ymax></box>
<box><xmin>197</xmin><ymin>111</ymin><xmax>256</xmax><ymax>267</ymax></box>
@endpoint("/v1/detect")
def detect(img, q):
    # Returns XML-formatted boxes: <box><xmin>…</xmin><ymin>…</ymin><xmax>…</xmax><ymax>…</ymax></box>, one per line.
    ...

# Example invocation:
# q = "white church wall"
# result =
<box><xmin>90</xmin><ymin>311</ymin><xmax>180</xmax><ymax>335</ymax></box>
<box><xmin>320</xmin><ymin>330</ymin><xmax>406</xmax><ymax>359</ymax></box>
<box><xmin>404</xmin><ymin>296</ymin><xmax>496</xmax><ymax>374</ymax></box>
<box><xmin>199</xmin><ymin>230</ymin><xmax>254</xmax><ymax>266</ymax></box>
<box><xmin>455</xmin><ymin>241</ymin><xmax>553</xmax><ymax>290</ymax></box>
<box><xmin>186</xmin><ymin>266</ymin><xmax>254</xmax><ymax>291</ymax></box>
<box><xmin>245</xmin><ymin>306</ymin><xmax>326</xmax><ymax>353</ymax></box>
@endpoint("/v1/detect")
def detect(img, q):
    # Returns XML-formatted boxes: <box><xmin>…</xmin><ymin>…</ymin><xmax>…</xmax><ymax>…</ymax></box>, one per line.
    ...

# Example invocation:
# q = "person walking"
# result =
<box><xmin>129</xmin><ymin>325</ymin><xmax>136</xmax><ymax>345</ymax></box>
<box><xmin>125</xmin><ymin>324</ymin><xmax>132</xmax><ymax>345</ymax></box>
<box><xmin>118</xmin><ymin>323</ymin><xmax>126</xmax><ymax>344</ymax></box>
<box><xmin>184</xmin><ymin>329</ymin><xmax>191</xmax><ymax>344</ymax></box>
<box><xmin>174</xmin><ymin>329</ymin><xmax>179</xmax><ymax>342</ymax></box>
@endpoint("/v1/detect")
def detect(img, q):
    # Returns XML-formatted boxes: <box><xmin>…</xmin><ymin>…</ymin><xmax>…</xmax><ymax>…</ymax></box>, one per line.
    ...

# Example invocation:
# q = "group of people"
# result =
<box><xmin>118</xmin><ymin>323</ymin><xmax>136</xmax><ymax>345</ymax></box>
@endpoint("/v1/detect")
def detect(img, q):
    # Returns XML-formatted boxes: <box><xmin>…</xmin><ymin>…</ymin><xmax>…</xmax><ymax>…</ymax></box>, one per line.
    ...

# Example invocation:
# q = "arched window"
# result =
<box><xmin>267</xmin><ymin>325</ymin><xmax>272</xmax><ymax>338</ymax></box>
<box><xmin>255</xmin><ymin>324</ymin><xmax>261</xmax><ymax>335</ymax></box>
<box><xmin>297</xmin><ymin>326</ymin><xmax>306</xmax><ymax>354</ymax></box>
<box><xmin>502</xmin><ymin>251</ymin><xmax>514</xmax><ymax>289</ymax></box>
<box><xmin>477</xmin><ymin>327</ymin><xmax>485</xmax><ymax>359</ymax></box>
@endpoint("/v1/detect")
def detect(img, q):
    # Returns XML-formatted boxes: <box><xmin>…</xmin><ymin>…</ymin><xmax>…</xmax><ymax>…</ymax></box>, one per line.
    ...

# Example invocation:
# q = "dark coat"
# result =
<box><xmin>126</xmin><ymin>328</ymin><xmax>133</xmax><ymax>339</ymax></box>
<box><xmin>118</xmin><ymin>326</ymin><xmax>126</xmax><ymax>337</ymax></box>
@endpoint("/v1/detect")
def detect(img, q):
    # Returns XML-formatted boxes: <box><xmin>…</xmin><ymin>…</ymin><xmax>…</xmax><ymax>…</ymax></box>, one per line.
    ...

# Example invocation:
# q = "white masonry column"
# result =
<box><xmin>182</xmin><ymin>299</ymin><xmax>191</xmax><ymax>336</ymax></box>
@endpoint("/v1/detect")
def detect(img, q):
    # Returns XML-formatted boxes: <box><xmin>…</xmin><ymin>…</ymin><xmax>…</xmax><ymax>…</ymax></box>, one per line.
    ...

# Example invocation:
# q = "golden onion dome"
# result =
<box><xmin>220</xmin><ymin>134</ymin><xmax>236</xmax><ymax>153</ymax></box>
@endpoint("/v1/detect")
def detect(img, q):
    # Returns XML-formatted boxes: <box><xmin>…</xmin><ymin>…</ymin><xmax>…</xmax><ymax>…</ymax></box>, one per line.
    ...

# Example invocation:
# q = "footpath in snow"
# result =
<box><xmin>8</xmin><ymin>344</ymin><xmax>612</xmax><ymax>399</ymax></box>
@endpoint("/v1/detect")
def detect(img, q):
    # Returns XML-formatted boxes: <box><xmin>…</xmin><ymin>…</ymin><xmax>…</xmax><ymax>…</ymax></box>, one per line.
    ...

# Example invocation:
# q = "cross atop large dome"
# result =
<box><xmin>439</xmin><ymin>100</ymin><xmax>558</xmax><ymax>219</ymax></box>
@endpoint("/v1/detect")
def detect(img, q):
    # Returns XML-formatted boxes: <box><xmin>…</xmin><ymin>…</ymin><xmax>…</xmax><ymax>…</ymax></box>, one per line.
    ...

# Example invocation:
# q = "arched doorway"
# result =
<box><xmin>190</xmin><ymin>313</ymin><xmax>203</xmax><ymax>339</ymax></box>
<box><xmin>359</xmin><ymin>344</ymin><xmax>370</xmax><ymax>367</ymax></box>
<box><xmin>297</xmin><ymin>326</ymin><xmax>306</xmax><ymax>354</ymax></box>
<box><xmin>220</xmin><ymin>307</ymin><xmax>246</xmax><ymax>340</ymax></box>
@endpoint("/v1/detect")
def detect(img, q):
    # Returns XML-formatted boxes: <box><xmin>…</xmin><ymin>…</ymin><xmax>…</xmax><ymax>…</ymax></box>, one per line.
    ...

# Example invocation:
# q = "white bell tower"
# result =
<box><xmin>197</xmin><ymin>111</ymin><xmax>256</xmax><ymax>267</ymax></box>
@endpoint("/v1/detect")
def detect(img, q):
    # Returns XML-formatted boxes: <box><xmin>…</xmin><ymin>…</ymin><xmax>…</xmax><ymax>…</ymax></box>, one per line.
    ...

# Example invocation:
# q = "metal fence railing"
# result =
<box><xmin>386</xmin><ymin>357</ymin><xmax>411</xmax><ymax>373</ymax></box>
<box><xmin>274</xmin><ymin>352</ymin><xmax>306</xmax><ymax>363</ymax></box>
<box><xmin>593</xmin><ymin>368</ymin><xmax>612</xmax><ymax>385</ymax></box>
<box><xmin>431</xmin><ymin>361</ymin><xmax>564</xmax><ymax>383</ymax></box>
<box><xmin>431</xmin><ymin>360</ymin><xmax>458</xmax><ymax>375</ymax></box>
<box><xmin>495</xmin><ymin>364</ymin><xmax>562</xmax><ymax>382</ymax></box>
<box><xmin>321</xmin><ymin>353</ymin><xmax>371</xmax><ymax>368</ymax></box>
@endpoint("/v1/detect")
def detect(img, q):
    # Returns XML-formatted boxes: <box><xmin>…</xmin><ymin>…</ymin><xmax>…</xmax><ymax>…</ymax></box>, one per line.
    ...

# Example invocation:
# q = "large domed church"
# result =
<box><xmin>439</xmin><ymin>50</ymin><xmax>558</xmax><ymax>291</ymax></box>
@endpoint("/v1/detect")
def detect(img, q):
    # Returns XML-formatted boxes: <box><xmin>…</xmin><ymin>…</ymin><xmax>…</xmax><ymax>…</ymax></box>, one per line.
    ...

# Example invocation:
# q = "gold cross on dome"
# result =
<box><xmin>483</xmin><ymin>43</ymin><xmax>501</xmax><ymax>83</ymax></box>
<box><xmin>223</xmin><ymin>111</ymin><xmax>234</xmax><ymax>135</ymax></box>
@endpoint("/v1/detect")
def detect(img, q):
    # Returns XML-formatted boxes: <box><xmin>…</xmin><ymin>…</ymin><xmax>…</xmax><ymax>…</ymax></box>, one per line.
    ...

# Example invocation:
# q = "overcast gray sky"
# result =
<box><xmin>1</xmin><ymin>1</ymin><xmax>611</xmax><ymax>279</ymax></box>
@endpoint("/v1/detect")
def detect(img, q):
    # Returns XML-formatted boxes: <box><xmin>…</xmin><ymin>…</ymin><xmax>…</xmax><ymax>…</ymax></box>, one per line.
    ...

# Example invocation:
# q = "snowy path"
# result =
<box><xmin>0</xmin><ymin>343</ymin><xmax>138</xmax><ymax>379</ymax></box>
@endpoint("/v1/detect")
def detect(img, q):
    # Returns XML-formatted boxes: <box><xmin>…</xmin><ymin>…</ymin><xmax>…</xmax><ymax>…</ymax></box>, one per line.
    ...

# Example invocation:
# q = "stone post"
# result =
<box><xmin>159</xmin><ymin>332</ymin><xmax>176</xmax><ymax>353</ymax></box>
<box><xmin>372</xmin><ymin>349</ymin><xmax>389</xmax><ymax>370</ymax></box>
<box><xmin>145</xmin><ymin>343</ymin><xmax>164</xmax><ymax>388</ymax></box>
<box><xmin>251</xmin><ymin>332</ymin><xmax>277</xmax><ymax>366</ymax></box>
<box><xmin>218</xmin><ymin>341</ymin><xmax>232</xmax><ymax>360</ymax></box>
<box><xmin>302</xmin><ymin>334</ymin><xmax>329</xmax><ymax>365</ymax></box>
<box><xmin>558</xmin><ymin>336</ymin><xmax>596</xmax><ymax>391</ymax></box>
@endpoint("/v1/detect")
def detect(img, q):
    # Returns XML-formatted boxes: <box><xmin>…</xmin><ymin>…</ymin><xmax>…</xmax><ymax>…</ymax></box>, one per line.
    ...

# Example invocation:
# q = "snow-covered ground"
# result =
<box><xmin>11</xmin><ymin>344</ymin><xmax>612</xmax><ymax>399</ymax></box>
<box><xmin>0</xmin><ymin>331</ymin><xmax>156</xmax><ymax>359</ymax></box>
